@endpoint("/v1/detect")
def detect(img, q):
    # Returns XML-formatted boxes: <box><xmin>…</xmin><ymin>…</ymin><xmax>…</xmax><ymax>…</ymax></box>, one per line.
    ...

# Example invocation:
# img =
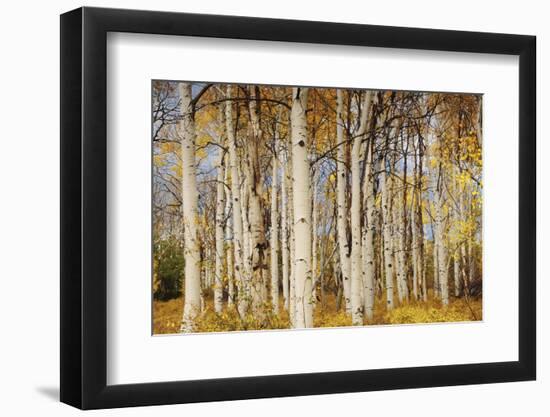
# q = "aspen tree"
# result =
<box><xmin>291</xmin><ymin>87</ymin><xmax>312</xmax><ymax>328</ymax></box>
<box><xmin>225</xmin><ymin>86</ymin><xmax>246</xmax><ymax>316</ymax></box>
<box><xmin>350</xmin><ymin>91</ymin><xmax>373</xmax><ymax>325</ymax></box>
<box><xmin>287</xmin><ymin>150</ymin><xmax>297</xmax><ymax>327</ymax></box>
<box><xmin>179</xmin><ymin>82</ymin><xmax>201</xmax><ymax>332</ymax></box>
<box><xmin>247</xmin><ymin>87</ymin><xmax>268</xmax><ymax>315</ymax></box>
<box><xmin>270</xmin><ymin>156</ymin><xmax>280</xmax><ymax>313</ymax></box>
<box><xmin>335</xmin><ymin>89</ymin><xmax>352</xmax><ymax>314</ymax></box>
<box><xmin>214</xmin><ymin>149</ymin><xmax>226</xmax><ymax>313</ymax></box>
<box><xmin>434</xmin><ymin>162</ymin><xmax>449</xmax><ymax>306</ymax></box>
<box><xmin>397</xmin><ymin>133</ymin><xmax>410</xmax><ymax>303</ymax></box>
<box><xmin>281</xmin><ymin>156</ymin><xmax>290</xmax><ymax>311</ymax></box>
<box><xmin>361</xmin><ymin>93</ymin><xmax>377</xmax><ymax>320</ymax></box>
<box><xmin>224</xmin><ymin>154</ymin><xmax>235</xmax><ymax>306</ymax></box>
<box><xmin>381</xmin><ymin>153</ymin><xmax>395</xmax><ymax>310</ymax></box>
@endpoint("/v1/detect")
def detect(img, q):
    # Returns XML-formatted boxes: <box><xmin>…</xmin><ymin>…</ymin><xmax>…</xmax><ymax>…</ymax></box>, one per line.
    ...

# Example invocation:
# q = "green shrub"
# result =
<box><xmin>154</xmin><ymin>238</ymin><xmax>184</xmax><ymax>301</ymax></box>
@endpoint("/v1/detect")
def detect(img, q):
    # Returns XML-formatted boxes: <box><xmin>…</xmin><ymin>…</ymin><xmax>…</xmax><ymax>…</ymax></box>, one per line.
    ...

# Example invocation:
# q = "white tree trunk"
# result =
<box><xmin>311</xmin><ymin>169</ymin><xmax>318</xmax><ymax>309</ymax></box>
<box><xmin>225</xmin><ymin>86</ymin><xmax>246</xmax><ymax>316</ymax></box>
<box><xmin>179</xmin><ymin>83</ymin><xmax>201</xmax><ymax>332</ymax></box>
<box><xmin>224</xmin><ymin>154</ymin><xmax>235</xmax><ymax>307</ymax></box>
<box><xmin>413</xmin><ymin>148</ymin><xmax>427</xmax><ymax>302</ymax></box>
<box><xmin>460</xmin><ymin>191</ymin><xmax>470</xmax><ymax>289</ymax></box>
<box><xmin>460</xmin><ymin>242</ymin><xmax>469</xmax><ymax>289</ymax></box>
<box><xmin>281</xmin><ymin>157</ymin><xmax>290</xmax><ymax>310</ymax></box>
<box><xmin>247</xmin><ymin>89</ymin><xmax>268</xmax><ymax>315</ymax></box>
<box><xmin>434</xmin><ymin>164</ymin><xmax>449</xmax><ymax>306</ymax></box>
<box><xmin>336</xmin><ymin>89</ymin><xmax>352</xmax><ymax>314</ymax></box>
<box><xmin>380</xmin><ymin>155</ymin><xmax>394</xmax><ymax>310</ymax></box>
<box><xmin>350</xmin><ymin>91</ymin><xmax>372</xmax><ymax>325</ymax></box>
<box><xmin>214</xmin><ymin>150</ymin><xmax>226</xmax><ymax>313</ymax></box>
<box><xmin>287</xmin><ymin>152</ymin><xmax>297</xmax><ymax>327</ymax></box>
<box><xmin>226</xmin><ymin>239</ymin><xmax>235</xmax><ymax>307</ymax></box>
<box><xmin>362</xmin><ymin>138</ymin><xmax>376</xmax><ymax>321</ymax></box>
<box><xmin>241</xmin><ymin>172</ymin><xmax>252</xmax><ymax>298</ymax></box>
<box><xmin>432</xmin><ymin>223</ymin><xmax>440</xmax><ymax>298</ymax></box>
<box><xmin>291</xmin><ymin>87</ymin><xmax>312</xmax><ymax>328</ymax></box>
<box><xmin>270</xmin><ymin>156</ymin><xmax>280</xmax><ymax>313</ymax></box>
<box><xmin>453</xmin><ymin>254</ymin><xmax>461</xmax><ymax>297</ymax></box>
<box><xmin>411</xmin><ymin>191</ymin><xmax>420</xmax><ymax>300</ymax></box>
<box><xmin>392</xmin><ymin>195</ymin><xmax>404</xmax><ymax>304</ymax></box>
<box><xmin>398</xmin><ymin>171</ymin><xmax>410</xmax><ymax>303</ymax></box>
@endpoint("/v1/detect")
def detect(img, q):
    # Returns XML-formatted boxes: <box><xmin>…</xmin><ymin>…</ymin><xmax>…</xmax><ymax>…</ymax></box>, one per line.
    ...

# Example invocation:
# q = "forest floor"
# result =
<box><xmin>153</xmin><ymin>291</ymin><xmax>482</xmax><ymax>335</ymax></box>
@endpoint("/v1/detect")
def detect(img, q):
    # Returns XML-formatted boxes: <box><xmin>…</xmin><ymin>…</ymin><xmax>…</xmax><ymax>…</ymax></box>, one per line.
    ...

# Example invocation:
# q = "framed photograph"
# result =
<box><xmin>60</xmin><ymin>6</ymin><xmax>536</xmax><ymax>409</ymax></box>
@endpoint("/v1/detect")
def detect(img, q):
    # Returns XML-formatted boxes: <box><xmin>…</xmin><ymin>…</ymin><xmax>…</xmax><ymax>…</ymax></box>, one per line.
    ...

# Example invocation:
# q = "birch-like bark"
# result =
<box><xmin>241</xmin><ymin>172</ymin><xmax>252</xmax><ymax>288</ymax></box>
<box><xmin>460</xmin><ymin>191</ymin><xmax>470</xmax><ymax>289</ymax></box>
<box><xmin>291</xmin><ymin>87</ymin><xmax>312</xmax><ymax>328</ymax></box>
<box><xmin>454</xmin><ymin>254</ymin><xmax>461</xmax><ymax>297</ymax></box>
<box><xmin>336</xmin><ymin>89</ymin><xmax>352</xmax><ymax>314</ymax></box>
<box><xmin>179</xmin><ymin>83</ymin><xmax>201</xmax><ymax>332</ymax></box>
<box><xmin>281</xmin><ymin>157</ymin><xmax>290</xmax><ymax>310</ymax></box>
<box><xmin>432</xmin><ymin>221</ymin><xmax>440</xmax><ymax>298</ymax></box>
<box><xmin>417</xmin><ymin>148</ymin><xmax>427</xmax><ymax>302</ymax></box>
<box><xmin>287</xmin><ymin>152</ymin><xmax>296</xmax><ymax>327</ymax></box>
<box><xmin>362</xmin><ymin>128</ymin><xmax>377</xmax><ymax>321</ymax></box>
<box><xmin>311</xmin><ymin>169</ymin><xmax>318</xmax><ymax>309</ymax></box>
<box><xmin>434</xmin><ymin>163</ymin><xmax>449</xmax><ymax>306</ymax></box>
<box><xmin>225</xmin><ymin>86</ymin><xmax>246</xmax><ymax>316</ymax></box>
<box><xmin>469</xmin><ymin>237</ymin><xmax>476</xmax><ymax>287</ymax></box>
<box><xmin>380</xmin><ymin>154</ymin><xmax>395</xmax><ymax>310</ymax></box>
<box><xmin>460</xmin><ymin>243</ymin><xmax>469</xmax><ymax>288</ymax></box>
<box><xmin>247</xmin><ymin>88</ymin><xmax>268</xmax><ymax>314</ymax></box>
<box><xmin>411</xmin><ymin>190</ymin><xmax>420</xmax><ymax>300</ymax></box>
<box><xmin>350</xmin><ymin>91</ymin><xmax>372</xmax><ymax>325</ymax></box>
<box><xmin>214</xmin><ymin>150</ymin><xmax>226</xmax><ymax>313</ymax></box>
<box><xmin>398</xmin><ymin>142</ymin><xmax>410</xmax><ymax>302</ymax></box>
<box><xmin>226</xmin><ymin>238</ymin><xmax>235</xmax><ymax>307</ymax></box>
<box><xmin>392</xmin><ymin>194</ymin><xmax>404</xmax><ymax>303</ymax></box>
<box><xmin>224</xmin><ymin>154</ymin><xmax>235</xmax><ymax>307</ymax></box>
<box><xmin>270</xmin><ymin>156</ymin><xmax>280</xmax><ymax>313</ymax></box>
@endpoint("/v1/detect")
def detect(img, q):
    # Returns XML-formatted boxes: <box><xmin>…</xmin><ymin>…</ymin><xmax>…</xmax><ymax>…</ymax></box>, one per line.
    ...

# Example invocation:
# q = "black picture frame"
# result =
<box><xmin>60</xmin><ymin>6</ymin><xmax>536</xmax><ymax>410</ymax></box>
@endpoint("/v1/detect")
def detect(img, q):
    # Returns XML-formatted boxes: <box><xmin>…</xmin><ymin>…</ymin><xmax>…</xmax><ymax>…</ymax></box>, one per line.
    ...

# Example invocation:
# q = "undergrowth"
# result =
<box><xmin>153</xmin><ymin>292</ymin><xmax>481</xmax><ymax>335</ymax></box>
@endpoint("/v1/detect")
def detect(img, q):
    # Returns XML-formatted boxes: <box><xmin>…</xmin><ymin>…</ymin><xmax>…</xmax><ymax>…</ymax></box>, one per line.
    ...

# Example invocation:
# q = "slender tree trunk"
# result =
<box><xmin>454</xmin><ymin>254</ymin><xmax>461</xmax><ymax>297</ymax></box>
<box><xmin>469</xmin><ymin>239</ymin><xmax>476</xmax><ymax>284</ymax></box>
<box><xmin>432</xmin><ymin>222</ymin><xmax>440</xmax><ymax>298</ymax></box>
<box><xmin>179</xmin><ymin>83</ymin><xmax>201</xmax><ymax>332</ymax></box>
<box><xmin>460</xmin><ymin>242</ymin><xmax>469</xmax><ymax>288</ymax></box>
<box><xmin>288</xmin><ymin>153</ymin><xmax>297</xmax><ymax>327</ymax></box>
<box><xmin>336</xmin><ymin>89</ymin><xmax>352</xmax><ymax>314</ymax></box>
<box><xmin>362</xmin><ymin>137</ymin><xmax>376</xmax><ymax>321</ymax></box>
<box><xmin>291</xmin><ymin>87</ymin><xmax>312</xmax><ymax>328</ymax></box>
<box><xmin>247</xmin><ymin>87</ymin><xmax>268</xmax><ymax>315</ymax></box>
<box><xmin>476</xmin><ymin>96</ymin><xmax>483</xmax><ymax>147</ymax></box>
<box><xmin>241</xmin><ymin>171</ymin><xmax>252</xmax><ymax>297</ymax></box>
<box><xmin>381</xmin><ymin>154</ymin><xmax>394</xmax><ymax>310</ymax></box>
<box><xmin>434</xmin><ymin>163</ymin><xmax>449</xmax><ymax>306</ymax></box>
<box><xmin>311</xmin><ymin>169</ymin><xmax>318</xmax><ymax>310</ymax></box>
<box><xmin>281</xmin><ymin>157</ymin><xmax>290</xmax><ymax>310</ymax></box>
<box><xmin>225</xmin><ymin>86</ymin><xmax>247</xmax><ymax>316</ymax></box>
<box><xmin>411</xmin><ymin>194</ymin><xmax>419</xmax><ymax>301</ymax></box>
<box><xmin>226</xmin><ymin>240</ymin><xmax>235</xmax><ymax>307</ymax></box>
<box><xmin>393</xmin><ymin>184</ymin><xmax>405</xmax><ymax>304</ymax></box>
<box><xmin>214</xmin><ymin>150</ymin><xmax>226</xmax><ymax>313</ymax></box>
<box><xmin>270</xmin><ymin>156</ymin><xmax>280</xmax><ymax>313</ymax></box>
<box><xmin>224</xmin><ymin>154</ymin><xmax>235</xmax><ymax>307</ymax></box>
<box><xmin>460</xmin><ymin>191</ymin><xmax>470</xmax><ymax>289</ymax></box>
<box><xmin>398</xmin><ymin>147</ymin><xmax>410</xmax><ymax>302</ymax></box>
<box><xmin>350</xmin><ymin>91</ymin><xmax>372</xmax><ymax>325</ymax></box>
<box><xmin>417</xmin><ymin>149</ymin><xmax>427</xmax><ymax>302</ymax></box>
<box><xmin>350</xmin><ymin>121</ymin><xmax>363</xmax><ymax>325</ymax></box>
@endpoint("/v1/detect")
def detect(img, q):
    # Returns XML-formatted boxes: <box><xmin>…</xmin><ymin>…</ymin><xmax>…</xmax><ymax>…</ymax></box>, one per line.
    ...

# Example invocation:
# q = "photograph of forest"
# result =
<box><xmin>152</xmin><ymin>81</ymin><xmax>482</xmax><ymax>334</ymax></box>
